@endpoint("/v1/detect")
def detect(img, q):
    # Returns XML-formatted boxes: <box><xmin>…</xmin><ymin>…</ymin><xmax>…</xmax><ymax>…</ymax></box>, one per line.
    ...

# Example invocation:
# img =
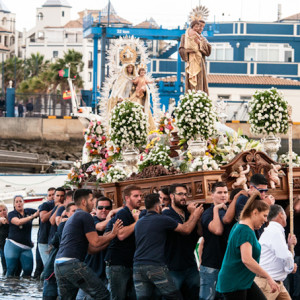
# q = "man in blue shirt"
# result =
<box><xmin>163</xmin><ymin>183</ymin><xmax>203</xmax><ymax>300</ymax></box>
<box><xmin>133</xmin><ymin>193</ymin><xmax>203</xmax><ymax>300</ymax></box>
<box><xmin>37</xmin><ymin>187</ymin><xmax>60</xmax><ymax>266</ymax></box>
<box><xmin>200</xmin><ymin>181</ymin><xmax>228</xmax><ymax>300</ymax></box>
<box><xmin>105</xmin><ymin>184</ymin><xmax>142</xmax><ymax>300</ymax></box>
<box><xmin>54</xmin><ymin>189</ymin><xmax>123</xmax><ymax>300</ymax></box>
<box><xmin>76</xmin><ymin>196</ymin><xmax>119</xmax><ymax>300</ymax></box>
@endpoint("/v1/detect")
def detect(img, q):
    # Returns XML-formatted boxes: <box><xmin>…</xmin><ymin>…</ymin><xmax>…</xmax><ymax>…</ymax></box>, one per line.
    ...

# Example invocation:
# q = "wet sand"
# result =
<box><xmin>0</xmin><ymin>226</ymin><xmax>43</xmax><ymax>299</ymax></box>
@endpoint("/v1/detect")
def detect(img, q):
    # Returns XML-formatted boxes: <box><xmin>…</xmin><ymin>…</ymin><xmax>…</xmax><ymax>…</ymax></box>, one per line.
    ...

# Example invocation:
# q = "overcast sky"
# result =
<box><xmin>6</xmin><ymin>0</ymin><xmax>300</xmax><ymax>31</ymax></box>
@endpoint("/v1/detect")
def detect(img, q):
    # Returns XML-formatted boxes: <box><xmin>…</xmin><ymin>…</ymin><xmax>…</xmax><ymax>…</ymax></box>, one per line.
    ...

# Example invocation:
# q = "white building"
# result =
<box><xmin>22</xmin><ymin>0</ymin><xmax>95</xmax><ymax>89</ymax></box>
<box><xmin>0</xmin><ymin>0</ymin><xmax>17</xmax><ymax>61</ymax></box>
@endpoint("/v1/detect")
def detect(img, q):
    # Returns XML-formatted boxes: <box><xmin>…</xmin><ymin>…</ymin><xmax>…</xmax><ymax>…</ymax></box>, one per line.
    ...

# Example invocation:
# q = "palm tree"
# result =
<box><xmin>51</xmin><ymin>49</ymin><xmax>84</xmax><ymax>92</ymax></box>
<box><xmin>3</xmin><ymin>57</ymin><xmax>24</xmax><ymax>90</ymax></box>
<box><xmin>24</xmin><ymin>52</ymin><xmax>49</xmax><ymax>78</ymax></box>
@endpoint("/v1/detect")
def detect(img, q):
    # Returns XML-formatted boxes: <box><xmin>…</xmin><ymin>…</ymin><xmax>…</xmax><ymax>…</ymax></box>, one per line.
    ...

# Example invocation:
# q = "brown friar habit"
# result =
<box><xmin>179</xmin><ymin>34</ymin><xmax>211</xmax><ymax>95</ymax></box>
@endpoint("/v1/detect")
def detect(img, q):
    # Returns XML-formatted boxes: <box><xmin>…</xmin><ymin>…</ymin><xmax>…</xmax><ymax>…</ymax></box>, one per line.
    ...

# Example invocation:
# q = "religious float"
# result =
<box><xmin>65</xmin><ymin>7</ymin><xmax>299</xmax><ymax>212</ymax></box>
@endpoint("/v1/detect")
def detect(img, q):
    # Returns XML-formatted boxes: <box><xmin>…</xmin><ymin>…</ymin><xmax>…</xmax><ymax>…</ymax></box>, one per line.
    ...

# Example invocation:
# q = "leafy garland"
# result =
<box><xmin>175</xmin><ymin>90</ymin><xmax>217</xmax><ymax>141</ymax></box>
<box><xmin>248</xmin><ymin>88</ymin><xmax>289</xmax><ymax>135</ymax></box>
<box><xmin>109</xmin><ymin>100</ymin><xmax>148</xmax><ymax>149</ymax></box>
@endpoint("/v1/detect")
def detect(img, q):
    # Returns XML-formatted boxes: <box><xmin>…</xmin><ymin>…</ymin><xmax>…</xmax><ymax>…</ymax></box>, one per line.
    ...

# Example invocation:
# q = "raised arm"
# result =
<box><xmin>11</xmin><ymin>211</ymin><xmax>39</xmax><ymax>226</ymax></box>
<box><xmin>87</xmin><ymin>219</ymin><xmax>123</xmax><ymax>253</ymax></box>
<box><xmin>223</xmin><ymin>191</ymin><xmax>248</xmax><ymax>224</ymax></box>
<box><xmin>208</xmin><ymin>203</ymin><xmax>226</xmax><ymax>235</ymax></box>
<box><xmin>175</xmin><ymin>205</ymin><xmax>204</xmax><ymax>235</ymax></box>
<box><xmin>40</xmin><ymin>209</ymin><xmax>53</xmax><ymax>223</ymax></box>
<box><xmin>113</xmin><ymin>210</ymin><xmax>140</xmax><ymax>241</ymax></box>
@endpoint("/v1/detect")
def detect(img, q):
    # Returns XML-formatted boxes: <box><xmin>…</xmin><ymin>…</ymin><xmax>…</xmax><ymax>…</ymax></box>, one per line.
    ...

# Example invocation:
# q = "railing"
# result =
<box><xmin>14</xmin><ymin>93</ymin><xmax>81</xmax><ymax>117</ymax></box>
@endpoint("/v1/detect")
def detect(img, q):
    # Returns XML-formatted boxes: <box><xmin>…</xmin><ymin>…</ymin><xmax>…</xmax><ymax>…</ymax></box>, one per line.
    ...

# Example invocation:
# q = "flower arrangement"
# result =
<box><xmin>189</xmin><ymin>156</ymin><xmax>219</xmax><ymax>172</ymax></box>
<box><xmin>110</xmin><ymin>100</ymin><xmax>148</xmax><ymax>149</ymax></box>
<box><xmin>174</xmin><ymin>90</ymin><xmax>217</xmax><ymax>141</ymax></box>
<box><xmin>139</xmin><ymin>144</ymin><xmax>173</xmax><ymax>172</ymax></box>
<box><xmin>278</xmin><ymin>152</ymin><xmax>300</xmax><ymax>167</ymax></box>
<box><xmin>158</xmin><ymin>113</ymin><xmax>174</xmax><ymax>134</ymax></box>
<box><xmin>248</xmin><ymin>88</ymin><xmax>289</xmax><ymax>135</ymax></box>
<box><xmin>103</xmin><ymin>166</ymin><xmax>128</xmax><ymax>183</ymax></box>
<box><xmin>65</xmin><ymin>161</ymin><xmax>87</xmax><ymax>187</ymax></box>
<box><xmin>105</xmin><ymin>140</ymin><xmax>121</xmax><ymax>162</ymax></box>
<box><xmin>86</xmin><ymin>159</ymin><xmax>110</xmax><ymax>181</ymax></box>
<box><xmin>209</xmin><ymin>130</ymin><xmax>262</xmax><ymax>165</ymax></box>
<box><xmin>84</xmin><ymin>120</ymin><xmax>107</xmax><ymax>157</ymax></box>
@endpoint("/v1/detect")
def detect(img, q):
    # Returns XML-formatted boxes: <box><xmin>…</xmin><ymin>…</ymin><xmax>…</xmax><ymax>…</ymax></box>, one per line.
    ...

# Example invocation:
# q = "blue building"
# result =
<box><xmin>152</xmin><ymin>15</ymin><xmax>300</xmax><ymax>81</ymax></box>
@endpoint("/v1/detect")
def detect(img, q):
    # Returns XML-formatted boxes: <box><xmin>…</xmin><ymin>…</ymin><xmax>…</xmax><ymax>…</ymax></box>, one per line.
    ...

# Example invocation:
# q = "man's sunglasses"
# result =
<box><xmin>97</xmin><ymin>206</ymin><xmax>112</xmax><ymax>210</ymax></box>
<box><xmin>253</xmin><ymin>186</ymin><xmax>268</xmax><ymax>193</ymax></box>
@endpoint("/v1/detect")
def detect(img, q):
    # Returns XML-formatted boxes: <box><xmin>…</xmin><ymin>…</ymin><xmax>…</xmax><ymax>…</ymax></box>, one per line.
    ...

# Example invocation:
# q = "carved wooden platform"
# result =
<box><xmin>86</xmin><ymin>170</ymin><xmax>223</xmax><ymax>208</ymax></box>
<box><xmin>85</xmin><ymin>149</ymin><xmax>300</xmax><ymax>207</ymax></box>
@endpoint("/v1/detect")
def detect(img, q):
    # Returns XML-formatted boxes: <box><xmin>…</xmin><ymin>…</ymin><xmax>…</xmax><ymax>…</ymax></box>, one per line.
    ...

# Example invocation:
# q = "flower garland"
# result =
<box><xmin>248</xmin><ymin>88</ymin><xmax>289</xmax><ymax>135</ymax></box>
<box><xmin>84</xmin><ymin>120</ymin><xmax>107</xmax><ymax>157</ymax></box>
<box><xmin>189</xmin><ymin>156</ymin><xmax>219</xmax><ymax>172</ymax></box>
<box><xmin>110</xmin><ymin>100</ymin><xmax>148</xmax><ymax>149</ymax></box>
<box><xmin>139</xmin><ymin>144</ymin><xmax>173</xmax><ymax>171</ymax></box>
<box><xmin>175</xmin><ymin>90</ymin><xmax>217</xmax><ymax>141</ymax></box>
<box><xmin>103</xmin><ymin>166</ymin><xmax>128</xmax><ymax>183</ymax></box>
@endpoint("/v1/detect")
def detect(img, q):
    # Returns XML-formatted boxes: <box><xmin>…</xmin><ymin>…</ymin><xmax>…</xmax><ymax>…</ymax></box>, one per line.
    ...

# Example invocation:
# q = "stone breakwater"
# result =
<box><xmin>0</xmin><ymin>139</ymin><xmax>83</xmax><ymax>165</ymax></box>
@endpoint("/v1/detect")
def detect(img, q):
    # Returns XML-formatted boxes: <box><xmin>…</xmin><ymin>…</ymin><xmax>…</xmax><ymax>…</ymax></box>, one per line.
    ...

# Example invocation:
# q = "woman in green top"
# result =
<box><xmin>216</xmin><ymin>192</ymin><xmax>280</xmax><ymax>299</ymax></box>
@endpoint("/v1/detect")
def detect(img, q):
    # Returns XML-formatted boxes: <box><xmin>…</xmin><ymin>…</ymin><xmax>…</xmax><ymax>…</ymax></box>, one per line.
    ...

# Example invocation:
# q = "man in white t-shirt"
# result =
<box><xmin>255</xmin><ymin>204</ymin><xmax>297</xmax><ymax>300</ymax></box>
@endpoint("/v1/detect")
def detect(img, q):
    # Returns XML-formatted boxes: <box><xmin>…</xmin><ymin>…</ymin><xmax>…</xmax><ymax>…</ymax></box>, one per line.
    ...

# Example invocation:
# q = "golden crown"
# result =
<box><xmin>137</xmin><ymin>63</ymin><xmax>147</xmax><ymax>72</ymax></box>
<box><xmin>120</xmin><ymin>46</ymin><xmax>137</xmax><ymax>64</ymax></box>
<box><xmin>189</xmin><ymin>5</ymin><xmax>209</xmax><ymax>22</ymax></box>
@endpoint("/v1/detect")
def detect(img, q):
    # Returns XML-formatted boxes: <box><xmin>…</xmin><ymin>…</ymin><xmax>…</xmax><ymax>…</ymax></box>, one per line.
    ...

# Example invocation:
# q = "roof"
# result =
<box><xmin>42</xmin><ymin>0</ymin><xmax>71</xmax><ymax>8</ymax></box>
<box><xmin>99</xmin><ymin>14</ymin><xmax>132</xmax><ymax>25</ymax></box>
<box><xmin>64</xmin><ymin>19</ymin><xmax>83</xmax><ymax>28</ymax></box>
<box><xmin>134</xmin><ymin>18</ymin><xmax>159</xmax><ymax>29</ymax></box>
<box><xmin>280</xmin><ymin>13</ymin><xmax>300</xmax><ymax>21</ymax></box>
<box><xmin>155</xmin><ymin>74</ymin><xmax>300</xmax><ymax>86</ymax></box>
<box><xmin>0</xmin><ymin>0</ymin><xmax>10</xmax><ymax>13</ymax></box>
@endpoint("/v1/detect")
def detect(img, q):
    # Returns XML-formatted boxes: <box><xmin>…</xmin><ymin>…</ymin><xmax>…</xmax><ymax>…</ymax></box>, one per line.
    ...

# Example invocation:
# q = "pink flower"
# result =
<box><xmin>97</xmin><ymin>121</ymin><xmax>101</xmax><ymax>125</ymax></box>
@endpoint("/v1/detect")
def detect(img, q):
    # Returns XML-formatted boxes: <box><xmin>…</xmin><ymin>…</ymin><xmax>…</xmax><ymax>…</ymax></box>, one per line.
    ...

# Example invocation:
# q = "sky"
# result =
<box><xmin>5</xmin><ymin>0</ymin><xmax>300</xmax><ymax>31</ymax></box>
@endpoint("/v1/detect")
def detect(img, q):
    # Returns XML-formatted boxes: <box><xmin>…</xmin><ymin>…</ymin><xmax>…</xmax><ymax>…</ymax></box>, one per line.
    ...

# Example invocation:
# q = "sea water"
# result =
<box><xmin>0</xmin><ymin>226</ymin><xmax>43</xmax><ymax>299</ymax></box>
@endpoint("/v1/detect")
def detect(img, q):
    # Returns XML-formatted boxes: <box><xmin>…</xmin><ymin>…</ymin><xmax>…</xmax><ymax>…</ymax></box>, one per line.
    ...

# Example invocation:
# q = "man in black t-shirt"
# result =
<box><xmin>76</xmin><ymin>196</ymin><xmax>118</xmax><ymax>300</ymax></box>
<box><xmin>133</xmin><ymin>193</ymin><xmax>203</xmax><ymax>300</ymax></box>
<box><xmin>37</xmin><ymin>187</ymin><xmax>56</xmax><ymax>266</ymax></box>
<box><xmin>48</xmin><ymin>187</ymin><xmax>65</xmax><ymax>245</ymax></box>
<box><xmin>200</xmin><ymin>182</ymin><xmax>228</xmax><ymax>300</ymax></box>
<box><xmin>163</xmin><ymin>183</ymin><xmax>203</xmax><ymax>300</ymax></box>
<box><xmin>54</xmin><ymin>189</ymin><xmax>122</xmax><ymax>300</ymax></box>
<box><xmin>105</xmin><ymin>185</ymin><xmax>142</xmax><ymax>300</ymax></box>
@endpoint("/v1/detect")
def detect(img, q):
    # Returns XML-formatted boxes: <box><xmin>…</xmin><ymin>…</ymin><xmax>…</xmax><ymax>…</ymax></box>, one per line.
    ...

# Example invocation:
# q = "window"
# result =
<box><xmin>37</xmin><ymin>13</ymin><xmax>43</xmax><ymax>21</ymax></box>
<box><xmin>207</xmin><ymin>43</ymin><xmax>233</xmax><ymax>61</ymax></box>
<box><xmin>2</xmin><ymin>18</ymin><xmax>6</xmax><ymax>26</ymax></box>
<box><xmin>240</xmin><ymin>95</ymin><xmax>251</xmax><ymax>101</ymax></box>
<box><xmin>62</xmin><ymin>11</ymin><xmax>65</xmax><ymax>17</ymax></box>
<box><xmin>88</xmin><ymin>72</ymin><xmax>92</xmax><ymax>82</ymax></box>
<box><xmin>245</xmin><ymin>43</ymin><xmax>294</xmax><ymax>62</ymax></box>
<box><xmin>89</xmin><ymin>51</ymin><xmax>93</xmax><ymax>60</ymax></box>
<box><xmin>53</xmin><ymin>51</ymin><xmax>58</xmax><ymax>58</ymax></box>
<box><xmin>218</xmin><ymin>94</ymin><xmax>230</xmax><ymax>100</ymax></box>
